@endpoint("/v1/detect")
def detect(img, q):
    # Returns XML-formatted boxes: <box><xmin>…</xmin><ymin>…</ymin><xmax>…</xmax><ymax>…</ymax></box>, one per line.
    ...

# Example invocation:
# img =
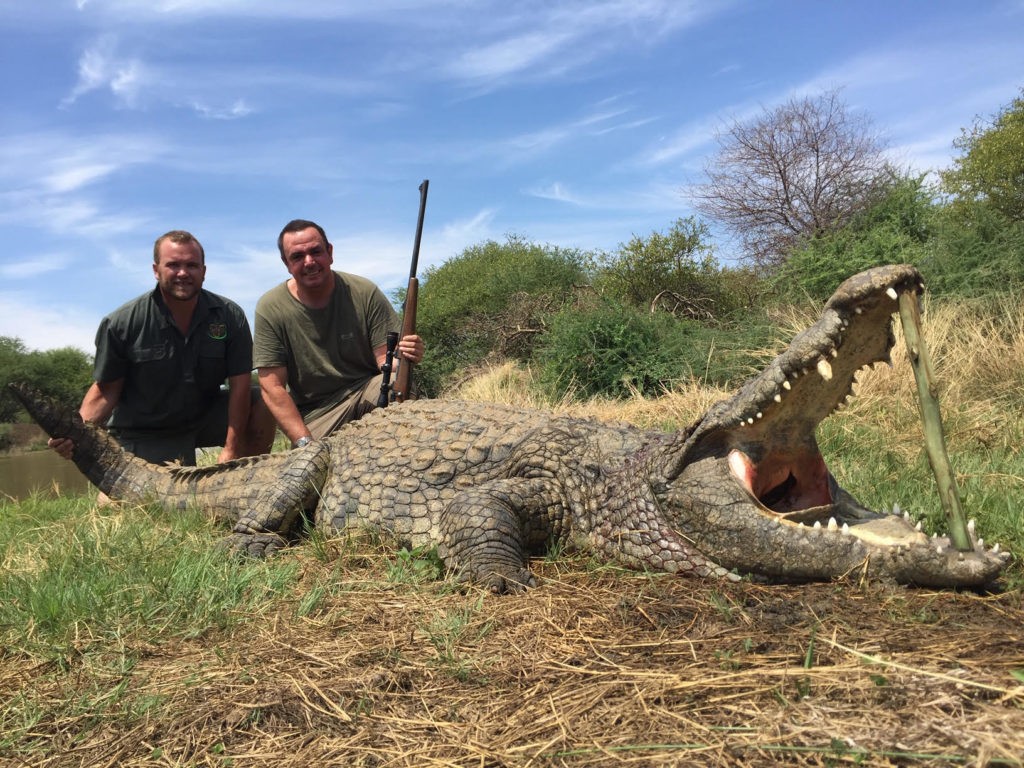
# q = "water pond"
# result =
<box><xmin>0</xmin><ymin>449</ymin><xmax>91</xmax><ymax>501</ymax></box>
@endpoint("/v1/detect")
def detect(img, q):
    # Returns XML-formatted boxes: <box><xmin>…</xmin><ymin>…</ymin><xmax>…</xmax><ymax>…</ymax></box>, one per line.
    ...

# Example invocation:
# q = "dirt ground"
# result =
<box><xmin>10</xmin><ymin>545</ymin><xmax>1023</xmax><ymax>768</ymax></box>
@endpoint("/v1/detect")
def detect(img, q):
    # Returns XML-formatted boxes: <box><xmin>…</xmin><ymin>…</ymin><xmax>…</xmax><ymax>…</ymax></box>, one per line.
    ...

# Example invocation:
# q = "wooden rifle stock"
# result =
<box><xmin>392</xmin><ymin>179</ymin><xmax>428</xmax><ymax>403</ymax></box>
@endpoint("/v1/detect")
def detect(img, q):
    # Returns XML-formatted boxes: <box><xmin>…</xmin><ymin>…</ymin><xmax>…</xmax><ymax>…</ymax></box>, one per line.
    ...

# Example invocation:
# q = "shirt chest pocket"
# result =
<box><xmin>126</xmin><ymin>342</ymin><xmax>174</xmax><ymax>399</ymax></box>
<box><xmin>129</xmin><ymin>343</ymin><xmax>168</xmax><ymax>364</ymax></box>
<box><xmin>196</xmin><ymin>339</ymin><xmax>229</xmax><ymax>389</ymax></box>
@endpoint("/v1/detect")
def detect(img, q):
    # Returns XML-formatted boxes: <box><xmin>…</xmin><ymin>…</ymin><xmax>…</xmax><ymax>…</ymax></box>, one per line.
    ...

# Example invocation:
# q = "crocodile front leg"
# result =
<box><xmin>438</xmin><ymin>477</ymin><xmax>569</xmax><ymax>593</ymax></box>
<box><xmin>225</xmin><ymin>442</ymin><xmax>332</xmax><ymax>557</ymax></box>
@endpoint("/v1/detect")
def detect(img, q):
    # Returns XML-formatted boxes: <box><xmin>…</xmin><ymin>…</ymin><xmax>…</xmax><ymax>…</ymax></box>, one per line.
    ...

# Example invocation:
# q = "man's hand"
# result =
<box><xmin>48</xmin><ymin>437</ymin><xmax>74</xmax><ymax>460</ymax></box>
<box><xmin>397</xmin><ymin>334</ymin><xmax>425</xmax><ymax>364</ymax></box>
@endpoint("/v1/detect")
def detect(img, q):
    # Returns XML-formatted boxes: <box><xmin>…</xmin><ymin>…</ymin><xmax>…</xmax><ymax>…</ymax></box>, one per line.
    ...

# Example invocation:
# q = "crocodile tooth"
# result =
<box><xmin>773</xmin><ymin>393</ymin><xmax>782</xmax><ymax>403</ymax></box>
<box><xmin>976</xmin><ymin>538</ymin><xmax>984</xmax><ymax>549</ymax></box>
<box><xmin>886</xmin><ymin>287</ymin><xmax>898</xmax><ymax>300</ymax></box>
<box><xmin>936</xmin><ymin>544</ymin><xmax>945</xmax><ymax>554</ymax></box>
<box><xmin>855</xmin><ymin>306</ymin><xmax>863</xmax><ymax>315</ymax></box>
<box><xmin>747</xmin><ymin>417</ymin><xmax>754</xmax><ymax>424</ymax></box>
<box><xmin>830</xmin><ymin>347</ymin><xmax>838</xmax><ymax>358</ymax></box>
<box><xmin>892</xmin><ymin>502</ymin><xmax>901</xmax><ymax>516</ymax></box>
<box><xmin>968</xmin><ymin>519</ymin><xmax>976</xmax><ymax>535</ymax></box>
<box><xmin>915</xmin><ymin>522</ymin><xmax>922</xmax><ymax>531</ymax></box>
<box><xmin>841</xmin><ymin>523</ymin><xmax>850</xmax><ymax>535</ymax></box>
<box><xmin>782</xmin><ymin>380</ymin><xmax>792</xmax><ymax>390</ymax></box>
<box><xmin>816</xmin><ymin>359</ymin><xmax>833</xmax><ymax>381</ymax></box>
<box><xmin>903</xmin><ymin>511</ymin><xmax>911</xmax><ymax>521</ymax></box>
<box><xmin>992</xmin><ymin>543</ymin><xmax>1000</xmax><ymax>554</ymax></box>
<box><xmin>827</xmin><ymin>517</ymin><xmax>838</xmax><ymax>531</ymax></box>
<box><xmin>957</xmin><ymin>552</ymin><xmax>965</xmax><ymax>561</ymax></box>
<box><xmin>813</xmin><ymin>521</ymin><xmax>822</xmax><ymax>530</ymax></box>
<box><xmin>756</xmin><ymin>412</ymin><xmax>763</xmax><ymax>419</ymax></box>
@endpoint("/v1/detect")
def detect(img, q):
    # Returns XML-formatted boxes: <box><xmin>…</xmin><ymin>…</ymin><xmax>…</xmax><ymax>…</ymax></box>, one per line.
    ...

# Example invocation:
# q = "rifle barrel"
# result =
<box><xmin>393</xmin><ymin>179</ymin><xmax>429</xmax><ymax>403</ymax></box>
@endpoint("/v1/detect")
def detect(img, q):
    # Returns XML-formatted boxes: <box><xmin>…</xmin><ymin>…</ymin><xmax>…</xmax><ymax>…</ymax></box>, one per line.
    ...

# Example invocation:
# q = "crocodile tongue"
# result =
<box><xmin>728</xmin><ymin>448</ymin><xmax>831</xmax><ymax>513</ymax></box>
<box><xmin>727</xmin><ymin>447</ymin><xmax>931</xmax><ymax>547</ymax></box>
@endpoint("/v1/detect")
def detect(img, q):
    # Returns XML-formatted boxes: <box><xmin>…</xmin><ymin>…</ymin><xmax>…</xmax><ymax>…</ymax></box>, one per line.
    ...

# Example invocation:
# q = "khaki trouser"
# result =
<box><xmin>304</xmin><ymin>374</ymin><xmax>386</xmax><ymax>440</ymax></box>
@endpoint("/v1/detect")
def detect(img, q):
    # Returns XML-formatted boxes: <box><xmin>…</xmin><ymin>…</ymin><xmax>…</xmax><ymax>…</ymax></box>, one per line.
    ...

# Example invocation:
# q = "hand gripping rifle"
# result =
<box><xmin>382</xmin><ymin>179</ymin><xmax>428</xmax><ymax>406</ymax></box>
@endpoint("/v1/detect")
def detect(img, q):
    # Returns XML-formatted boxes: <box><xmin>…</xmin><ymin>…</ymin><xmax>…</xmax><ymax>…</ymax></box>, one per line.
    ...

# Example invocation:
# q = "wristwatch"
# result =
<box><xmin>292</xmin><ymin>436</ymin><xmax>312</xmax><ymax>449</ymax></box>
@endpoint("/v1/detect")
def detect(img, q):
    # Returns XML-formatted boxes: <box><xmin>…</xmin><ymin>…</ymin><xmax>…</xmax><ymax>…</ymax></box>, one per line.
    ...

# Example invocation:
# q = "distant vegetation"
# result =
<box><xmin>412</xmin><ymin>88</ymin><xmax>1024</xmax><ymax>400</ymax></box>
<box><xmin>0</xmin><ymin>337</ymin><xmax>92</xmax><ymax>450</ymax></box>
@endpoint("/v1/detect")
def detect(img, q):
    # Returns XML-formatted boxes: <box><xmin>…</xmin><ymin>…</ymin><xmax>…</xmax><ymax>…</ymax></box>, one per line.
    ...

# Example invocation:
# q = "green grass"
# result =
<box><xmin>0</xmin><ymin>495</ymin><xmax>300</xmax><ymax>660</ymax></box>
<box><xmin>818</xmin><ymin>412</ymin><xmax>1024</xmax><ymax>589</ymax></box>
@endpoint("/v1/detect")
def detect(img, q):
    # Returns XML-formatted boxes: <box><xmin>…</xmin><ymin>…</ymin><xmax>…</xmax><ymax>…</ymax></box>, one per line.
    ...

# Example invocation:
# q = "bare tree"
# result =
<box><xmin>693</xmin><ymin>89</ymin><xmax>890</xmax><ymax>269</ymax></box>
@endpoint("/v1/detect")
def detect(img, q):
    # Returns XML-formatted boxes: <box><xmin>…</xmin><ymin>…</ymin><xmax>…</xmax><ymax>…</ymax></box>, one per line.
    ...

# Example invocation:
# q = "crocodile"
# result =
<box><xmin>8</xmin><ymin>264</ymin><xmax>1009</xmax><ymax>591</ymax></box>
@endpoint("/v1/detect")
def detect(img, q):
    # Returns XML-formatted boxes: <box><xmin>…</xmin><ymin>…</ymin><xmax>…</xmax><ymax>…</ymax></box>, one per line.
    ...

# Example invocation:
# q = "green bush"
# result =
<box><xmin>533</xmin><ymin>299</ymin><xmax>770</xmax><ymax>400</ymax></box>
<box><xmin>414</xmin><ymin>235</ymin><xmax>588</xmax><ymax>395</ymax></box>
<box><xmin>0</xmin><ymin>337</ymin><xmax>93</xmax><ymax>422</ymax></box>
<box><xmin>773</xmin><ymin>175</ymin><xmax>935</xmax><ymax>302</ymax></box>
<box><xmin>589</xmin><ymin>217</ymin><xmax>749</xmax><ymax>319</ymax></box>
<box><xmin>940</xmin><ymin>89</ymin><xmax>1024</xmax><ymax>224</ymax></box>
<box><xmin>922</xmin><ymin>202</ymin><xmax>1024</xmax><ymax>297</ymax></box>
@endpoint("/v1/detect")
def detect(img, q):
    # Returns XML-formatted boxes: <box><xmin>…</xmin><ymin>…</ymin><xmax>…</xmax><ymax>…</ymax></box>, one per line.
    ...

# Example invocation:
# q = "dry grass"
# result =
<box><xmin>452</xmin><ymin>295</ymin><xmax>1024</xmax><ymax>441</ymax></box>
<box><xmin>6</xmin><ymin>539</ymin><xmax>1023</xmax><ymax>768</ymax></box>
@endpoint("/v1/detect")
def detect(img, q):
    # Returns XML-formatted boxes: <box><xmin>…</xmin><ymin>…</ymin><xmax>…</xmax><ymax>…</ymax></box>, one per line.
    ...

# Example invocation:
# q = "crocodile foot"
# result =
<box><xmin>455</xmin><ymin>564</ymin><xmax>539</xmax><ymax>594</ymax></box>
<box><xmin>224</xmin><ymin>532</ymin><xmax>291</xmax><ymax>558</ymax></box>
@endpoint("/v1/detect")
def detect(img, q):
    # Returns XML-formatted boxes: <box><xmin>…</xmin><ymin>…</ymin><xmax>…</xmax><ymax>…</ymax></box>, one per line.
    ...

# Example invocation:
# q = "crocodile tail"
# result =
<box><xmin>6</xmin><ymin>382</ymin><xmax>160</xmax><ymax>501</ymax></box>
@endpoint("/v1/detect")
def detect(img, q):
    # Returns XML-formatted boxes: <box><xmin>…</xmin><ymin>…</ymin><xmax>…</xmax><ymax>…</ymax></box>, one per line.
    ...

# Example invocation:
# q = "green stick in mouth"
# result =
<box><xmin>898</xmin><ymin>291</ymin><xmax>972</xmax><ymax>551</ymax></box>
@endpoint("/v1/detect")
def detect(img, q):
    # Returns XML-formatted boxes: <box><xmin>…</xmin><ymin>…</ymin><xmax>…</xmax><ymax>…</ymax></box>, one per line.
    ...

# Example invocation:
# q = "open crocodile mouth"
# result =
<box><xmin>724</xmin><ymin>440</ymin><xmax>956</xmax><ymax>550</ymax></box>
<box><xmin>696</xmin><ymin>268</ymin><xmax>929</xmax><ymax>537</ymax></box>
<box><xmin>706</xmin><ymin>266</ymin><xmax>948</xmax><ymax>545</ymax></box>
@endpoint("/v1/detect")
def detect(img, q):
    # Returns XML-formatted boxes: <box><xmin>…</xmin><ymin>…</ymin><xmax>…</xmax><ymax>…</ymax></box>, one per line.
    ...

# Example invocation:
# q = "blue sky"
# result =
<box><xmin>1</xmin><ymin>1</ymin><xmax>1022</xmax><ymax>354</ymax></box>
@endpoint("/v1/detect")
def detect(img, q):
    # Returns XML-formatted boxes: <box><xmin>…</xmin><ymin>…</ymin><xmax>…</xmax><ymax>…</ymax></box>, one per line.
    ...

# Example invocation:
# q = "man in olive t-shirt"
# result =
<box><xmin>253</xmin><ymin>219</ymin><xmax>425</xmax><ymax>447</ymax></box>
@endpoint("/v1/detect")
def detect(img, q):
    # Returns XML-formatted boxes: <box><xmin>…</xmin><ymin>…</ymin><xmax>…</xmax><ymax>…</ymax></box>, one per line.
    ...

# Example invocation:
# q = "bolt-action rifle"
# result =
<box><xmin>383</xmin><ymin>179</ymin><xmax>428</xmax><ymax>405</ymax></box>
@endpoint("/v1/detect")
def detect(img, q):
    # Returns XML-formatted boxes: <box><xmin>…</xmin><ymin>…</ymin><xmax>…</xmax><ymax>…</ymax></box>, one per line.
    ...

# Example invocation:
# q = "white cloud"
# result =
<box><xmin>61</xmin><ymin>36</ymin><xmax>149</xmax><ymax>108</ymax></box>
<box><xmin>191</xmin><ymin>99</ymin><xmax>254</xmax><ymax>120</ymax></box>
<box><xmin>437</xmin><ymin>209</ymin><xmax>497</xmax><ymax>256</ymax></box>
<box><xmin>0</xmin><ymin>255</ymin><xmax>70</xmax><ymax>280</ymax></box>
<box><xmin>638</xmin><ymin>118</ymin><xmax>720</xmax><ymax>168</ymax></box>
<box><xmin>527</xmin><ymin>182</ymin><xmax>580</xmax><ymax>205</ymax></box>
<box><xmin>0</xmin><ymin>293</ymin><xmax>99</xmax><ymax>353</ymax></box>
<box><xmin>446</xmin><ymin>29</ymin><xmax>575</xmax><ymax>81</ymax></box>
<box><xmin>42</xmin><ymin>161</ymin><xmax>120</xmax><ymax>194</ymax></box>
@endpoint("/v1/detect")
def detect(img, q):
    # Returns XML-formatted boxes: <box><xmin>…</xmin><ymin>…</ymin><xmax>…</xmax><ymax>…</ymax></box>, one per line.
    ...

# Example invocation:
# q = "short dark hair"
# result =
<box><xmin>153</xmin><ymin>230</ymin><xmax>205</xmax><ymax>264</ymax></box>
<box><xmin>277</xmin><ymin>219</ymin><xmax>329</xmax><ymax>259</ymax></box>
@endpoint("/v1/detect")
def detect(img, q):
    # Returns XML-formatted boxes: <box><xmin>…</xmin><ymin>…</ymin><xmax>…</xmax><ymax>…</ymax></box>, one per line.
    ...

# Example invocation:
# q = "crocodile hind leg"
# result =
<box><xmin>438</xmin><ymin>477</ymin><xmax>565</xmax><ymax>593</ymax></box>
<box><xmin>224</xmin><ymin>442</ymin><xmax>332</xmax><ymax>557</ymax></box>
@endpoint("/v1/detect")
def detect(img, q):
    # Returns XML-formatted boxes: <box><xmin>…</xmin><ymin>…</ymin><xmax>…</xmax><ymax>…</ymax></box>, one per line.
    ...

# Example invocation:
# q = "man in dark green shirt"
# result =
<box><xmin>50</xmin><ymin>230</ymin><xmax>275</xmax><ymax>466</ymax></box>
